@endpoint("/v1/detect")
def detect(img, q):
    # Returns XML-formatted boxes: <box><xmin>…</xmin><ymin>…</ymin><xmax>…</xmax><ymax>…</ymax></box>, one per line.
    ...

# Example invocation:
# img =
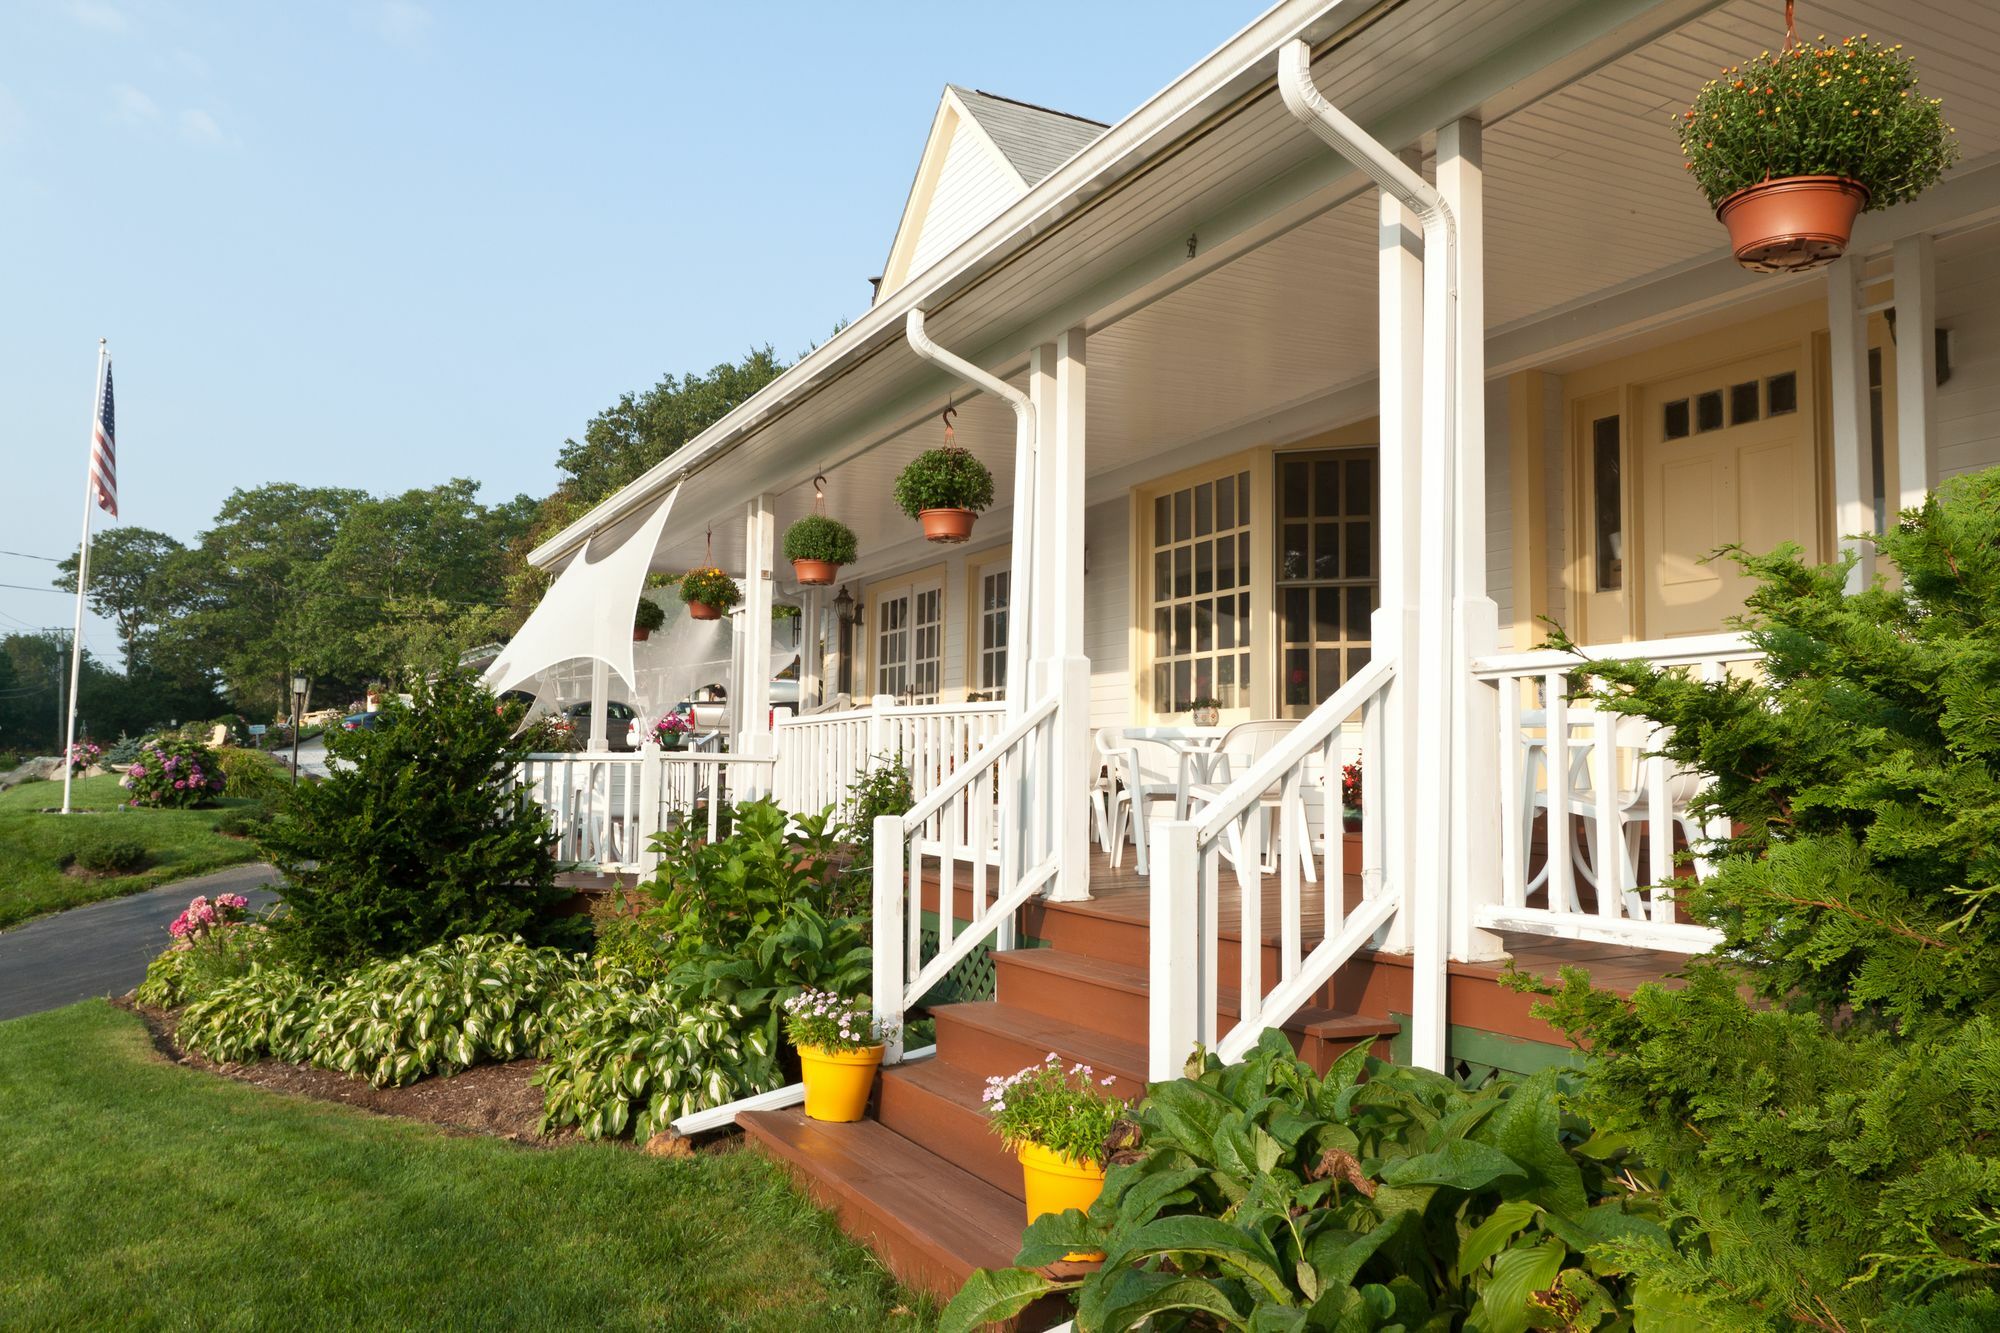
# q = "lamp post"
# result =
<box><xmin>290</xmin><ymin>673</ymin><xmax>308</xmax><ymax>787</ymax></box>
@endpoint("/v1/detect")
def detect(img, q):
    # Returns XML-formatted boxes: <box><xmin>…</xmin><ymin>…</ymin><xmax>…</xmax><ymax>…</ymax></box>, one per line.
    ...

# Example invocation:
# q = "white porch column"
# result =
<box><xmin>1893</xmin><ymin>233</ymin><xmax>1939</xmax><ymax>517</ymax></box>
<box><xmin>1048</xmin><ymin>328</ymin><xmax>1091</xmax><ymax>901</ymax></box>
<box><xmin>738</xmin><ymin>496</ymin><xmax>778</xmax><ymax>783</ymax></box>
<box><xmin>587</xmin><ymin>658</ymin><xmax>610</xmax><ymax>751</ymax></box>
<box><xmin>1371</xmin><ymin>150</ymin><xmax>1424</xmax><ymax>956</ymax></box>
<box><xmin>1827</xmin><ymin>255</ymin><xmax>1876</xmax><ymax>590</ymax></box>
<box><xmin>1438</xmin><ymin>118</ymin><xmax>1506</xmax><ymax>969</ymax></box>
<box><xmin>799</xmin><ymin>586</ymin><xmax>824</xmax><ymax>708</ymax></box>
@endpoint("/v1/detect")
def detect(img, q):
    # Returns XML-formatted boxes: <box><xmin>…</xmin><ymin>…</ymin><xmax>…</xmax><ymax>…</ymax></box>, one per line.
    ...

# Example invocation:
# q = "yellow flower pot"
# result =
<box><xmin>1017</xmin><ymin>1141</ymin><xmax>1106</xmax><ymax>1262</ymax></box>
<box><xmin>797</xmin><ymin>1043</ymin><xmax>884</xmax><ymax>1122</ymax></box>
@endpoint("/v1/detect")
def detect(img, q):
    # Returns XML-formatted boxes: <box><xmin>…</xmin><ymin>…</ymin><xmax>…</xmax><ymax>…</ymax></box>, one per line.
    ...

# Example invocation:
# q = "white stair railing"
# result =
<box><xmin>872</xmin><ymin>694</ymin><xmax>1059</xmax><ymax>1063</ymax></box>
<box><xmin>1471</xmin><ymin>632</ymin><xmax>1758</xmax><ymax>953</ymax></box>
<box><xmin>1148</xmin><ymin>658</ymin><xmax>1398</xmax><ymax>1076</ymax></box>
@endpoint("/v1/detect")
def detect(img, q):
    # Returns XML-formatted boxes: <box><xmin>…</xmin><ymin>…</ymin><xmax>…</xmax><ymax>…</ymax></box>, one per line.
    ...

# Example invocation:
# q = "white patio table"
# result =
<box><xmin>1123</xmin><ymin>724</ymin><xmax>1230</xmax><ymax>819</ymax></box>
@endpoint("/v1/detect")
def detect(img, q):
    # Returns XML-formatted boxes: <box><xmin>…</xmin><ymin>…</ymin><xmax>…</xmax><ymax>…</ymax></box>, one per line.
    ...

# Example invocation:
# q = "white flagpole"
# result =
<box><xmin>60</xmin><ymin>339</ymin><xmax>108</xmax><ymax>816</ymax></box>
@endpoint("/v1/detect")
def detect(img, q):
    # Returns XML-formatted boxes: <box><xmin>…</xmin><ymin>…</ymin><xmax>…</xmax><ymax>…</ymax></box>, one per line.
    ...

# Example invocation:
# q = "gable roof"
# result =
<box><xmin>948</xmin><ymin>86</ymin><xmax>1107</xmax><ymax>188</ymax></box>
<box><xmin>876</xmin><ymin>86</ymin><xmax>1107</xmax><ymax>301</ymax></box>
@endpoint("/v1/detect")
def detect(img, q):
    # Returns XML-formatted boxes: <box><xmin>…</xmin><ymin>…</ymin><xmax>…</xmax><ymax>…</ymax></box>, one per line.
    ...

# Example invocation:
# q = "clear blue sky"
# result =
<box><xmin>0</xmin><ymin>0</ymin><xmax>1255</xmax><ymax>659</ymax></box>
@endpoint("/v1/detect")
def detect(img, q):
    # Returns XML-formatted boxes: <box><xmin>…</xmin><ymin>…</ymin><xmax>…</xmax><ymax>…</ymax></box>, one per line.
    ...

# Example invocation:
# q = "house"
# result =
<box><xmin>497</xmin><ymin>0</ymin><xmax>2000</xmax><ymax>1302</ymax></box>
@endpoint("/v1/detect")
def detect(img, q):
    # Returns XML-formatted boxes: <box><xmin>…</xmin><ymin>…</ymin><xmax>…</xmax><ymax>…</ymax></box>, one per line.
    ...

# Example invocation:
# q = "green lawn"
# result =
<box><xmin>0</xmin><ymin>1002</ymin><xmax>927</xmax><ymax>1331</ymax></box>
<box><xmin>0</xmin><ymin>774</ymin><xmax>263</xmax><ymax>928</ymax></box>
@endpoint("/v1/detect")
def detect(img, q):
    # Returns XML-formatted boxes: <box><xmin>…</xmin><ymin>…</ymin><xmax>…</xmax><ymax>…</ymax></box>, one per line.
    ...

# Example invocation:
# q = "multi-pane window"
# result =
<box><xmin>873</xmin><ymin>583</ymin><xmax>943</xmax><ymax>704</ymax></box>
<box><xmin>1662</xmin><ymin>371</ymin><xmax>1796</xmax><ymax>440</ymax></box>
<box><xmin>1276</xmin><ymin>451</ymin><xmax>1377</xmax><ymax>715</ymax></box>
<box><xmin>976</xmin><ymin>566</ymin><xmax>1009</xmax><ymax>700</ymax></box>
<box><xmin>1149</xmin><ymin>469</ymin><xmax>1253</xmax><ymax>715</ymax></box>
<box><xmin>1592</xmin><ymin>416</ymin><xmax>1622</xmax><ymax>592</ymax></box>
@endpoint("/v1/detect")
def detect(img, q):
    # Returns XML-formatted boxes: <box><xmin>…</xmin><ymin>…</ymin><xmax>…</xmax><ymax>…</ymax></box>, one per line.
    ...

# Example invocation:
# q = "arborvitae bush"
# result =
<box><xmin>259</xmin><ymin>667</ymin><xmax>566</xmax><ymax>972</ymax></box>
<box><xmin>1532</xmin><ymin>469</ymin><xmax>2000</xmax><ymax>1329</ymax></box>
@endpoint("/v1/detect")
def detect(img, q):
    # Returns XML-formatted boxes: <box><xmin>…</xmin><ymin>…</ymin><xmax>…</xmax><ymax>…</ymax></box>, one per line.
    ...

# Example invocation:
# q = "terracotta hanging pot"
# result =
<box><xmin>687</xmin><ymin>601</ymin><xmax>723</xmax><ymax>622</ymax></box>
<box><xmin>919</xmin><ymin>508</ymin><xmax>977</xmax><ymax>543</ymax></box>
<box><xmin>632</xmin><ymin>627</ymin><xmax>652</xmax><ymax>643</ymax></box>
<box><xmin>792</xmin><ymin>558</ymin><xmax>840</xmax><ymax>586</ymax></box>
<box><xmin>1716</xmin><ymin>176</ymin><xmax>1868</xmax><ymax>274</ymax></box>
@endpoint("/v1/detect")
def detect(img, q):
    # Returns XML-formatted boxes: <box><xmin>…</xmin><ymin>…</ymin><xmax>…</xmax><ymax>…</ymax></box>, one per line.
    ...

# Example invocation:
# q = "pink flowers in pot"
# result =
<box><xmin>64</xmin><ymin>741</ymin><xmax>101</xmax><ymax>774</ymax></box>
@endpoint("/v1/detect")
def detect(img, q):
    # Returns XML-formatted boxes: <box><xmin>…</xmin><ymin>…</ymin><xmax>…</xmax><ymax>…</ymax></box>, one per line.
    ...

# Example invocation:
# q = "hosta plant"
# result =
<box><xmin>982</xmin><ymin>1055</ymin><xmax>1126</xmax><ymax>1165</ymax></box>
<box><xmin>942</xmin><ymin>1031</ymin><xmax>1660</xmax><ymax>1333</ymax></box>
<box><xmin>678</xmin><ymin>566</ymin><xmax>742</xmax><ymax>612</ymax></box>
<box><xmin>1679</xmin><ymin>35</ymin><xmax>1956</xmax><ymax>208</ymax></box>
<box><xmin>137</xmin><ymin>900</ymin><xmax>276</xmax><ymax>1010</ymax></box>
<box><xmin>176</xmin><ymin>964</ymin><xmax>324</xmax><ymax>1065</ymax></box>
<box><xmin>303</xmin><ymin>935</ymin><xmax>585</xmax><ymax>1087</ymax></box>
<box><xmin>534</xmin><ymin>971</ymin><xmax>780</xmax><ymax>1142</ymax></box>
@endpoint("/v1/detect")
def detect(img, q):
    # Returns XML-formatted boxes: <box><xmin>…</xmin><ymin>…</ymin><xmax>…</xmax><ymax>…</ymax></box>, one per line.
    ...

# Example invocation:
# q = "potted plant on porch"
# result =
<box><xmin>1187</xmin><ymin>695</ymin><xmax>1222</xmax><ymax>728</ymax></box>
<box><xmin>678</xmin><ymin>567</ymin><xmax>742</xmax><ymax>622</ymax></box>
<box><xmin>1679</xmin><ymin>29</ymin><xmax>1956</xmax><ymax>273</ymax></box>
<box><xmin>644</xmin><ymin>711</ymin><xmax>693</xmax><ymax>750</ymax></box>
<box><xmin>893</xmin><ymin>445</ymin><xmax>995</xmax><ymax>544</ymax></box>
<box><xmin>783</xmin><ymin>988</ymin><xmax>895</xmax><ymax>1122</ymax></box>
<box><xmin>981</xmin><ymin>1054</ymin><xmax>1127</xmax><ymax>1262</ymax></box>
<box><xmin>783</xmin><ymin>514</ymin><xmax>857</xmax><ymax>586</ymax></box>
<box><xmin>632</xmin><ymin>597</ymin><xmax>666</xmax><ymax>642</ymax></box>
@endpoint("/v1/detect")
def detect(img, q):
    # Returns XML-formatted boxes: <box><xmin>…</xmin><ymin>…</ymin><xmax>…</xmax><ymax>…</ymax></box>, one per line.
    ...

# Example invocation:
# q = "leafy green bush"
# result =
<box><xmin>674</xmin><ymin>902</ymin><xmax>872</xmax><ymax>1054</ymax></box>
<box><xmin>214</xmin><ymin>804</ymin><xmax>275</xmax><ymax>839</ymax></box>
<box><xmin>216</xmin><ymin>746</ymin><xmax>292</xmax><ymax>801</ymax></box>
<box><xmin>782</xmin><ymin>514</ymin><xmax>858</xmax><ymax>565</ymax></box>
<box><xmin>636</xmin><ymin>799</ymin><xmax>843</xmax><ymax>972</ymax></box>
<box><xmin>257</xmin><ymin>667</ymin><xmax>566</xmax><ymax>973</ymax></box>
<box><xmin>1529</xmin><ymin>470</ymin><xmax>2000</xmax><ymax>1329</ymax></box>
<box><xmin>534</xmin><ymin>971</ymin><xmax>780</xmax><ymax>1142</ymax></box>
<box><xmin>945</xmin><ymin>1033</ymin><xmax>1656</xmax><ymax>1333</ymax></box>
<box><xmin>72</xmin><ymin>838</ymin><xmax>148</xmax><ymax>875</ymax></box>
<box><xmin>1679</xmin><ymin>36</ymin><xmax>1957</xmax><ymax>210</ymax></box>
<box><xmin>117</xmin><ymin>736</ymin><xmax>225</xmax><ymax>808</ymax></box>
<box><xmin>304</xmin><ymin>935</ymin><xmax>584</xmax><ymax>1086</ymax></box>
<box><xmin>892</xmin><ymin>445</ymin><xmax>994</xmax><ymax>518</ymax></box>
<box><xmin>678</xmin><ymin>566</ymin><xmax>742</xmax><ymax>612</ymax></box>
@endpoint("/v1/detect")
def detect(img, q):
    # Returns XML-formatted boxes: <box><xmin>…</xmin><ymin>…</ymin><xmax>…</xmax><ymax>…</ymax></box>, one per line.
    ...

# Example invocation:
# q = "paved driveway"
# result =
<box><xmin>0</xmin><ymin>864</ymin><xmax>280</xmax><ymax>1021</ymax></box>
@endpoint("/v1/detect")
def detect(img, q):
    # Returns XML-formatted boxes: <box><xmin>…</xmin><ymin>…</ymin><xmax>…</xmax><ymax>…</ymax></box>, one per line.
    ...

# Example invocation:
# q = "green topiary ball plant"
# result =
<box><xmin>782</xmin><ymin>514</ymin><xmax>858</xmax><ymax>566</ymax></box>
<box><xmin>892</xmin><ymin>446</ymin><xmax>995</xmax><ymax>520</ymax></box>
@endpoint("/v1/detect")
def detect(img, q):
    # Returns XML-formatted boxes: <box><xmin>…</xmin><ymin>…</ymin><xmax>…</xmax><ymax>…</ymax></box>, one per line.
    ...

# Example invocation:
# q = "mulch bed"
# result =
<box><xmin>115</xmin><ymin>997</ymin><xmax>702</xmax><ymax>1154</ymax></box>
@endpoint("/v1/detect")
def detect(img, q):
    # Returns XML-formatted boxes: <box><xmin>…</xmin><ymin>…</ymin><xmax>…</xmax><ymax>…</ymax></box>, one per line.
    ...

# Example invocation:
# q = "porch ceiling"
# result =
<box><xmin>645</xmin><ymin>0</ymin><xmax>2000</xmax><ymax>587</ymax></box>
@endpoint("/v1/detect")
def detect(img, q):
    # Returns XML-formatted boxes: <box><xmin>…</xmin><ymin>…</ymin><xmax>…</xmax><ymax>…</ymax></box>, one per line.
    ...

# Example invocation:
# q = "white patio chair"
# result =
<box><xmin>1526</xmin><ymin>710</ymin><xmax>1709</xmax><ymax>917</ymax></box>
<box><xmin>1183</xmin><ymin>719</ymin><xmax>1316</xmax><ymax>882</ymax></box>
<box><xmin>1111</xmin><ymin>736</ymin><xmax>1185</xmax><ymax>876</ymax></box>
<box><xmin>1090</xmin><ymin>727</ymin><xmax>1125</xmax><ymax>857</ymax></box>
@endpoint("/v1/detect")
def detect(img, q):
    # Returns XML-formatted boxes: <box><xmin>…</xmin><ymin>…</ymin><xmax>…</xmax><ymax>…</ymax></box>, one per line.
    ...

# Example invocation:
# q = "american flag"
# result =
<box><xmin>90</xmin><ymin>360</ymin><xmax>117</xmax><ymax>518</ymax></box>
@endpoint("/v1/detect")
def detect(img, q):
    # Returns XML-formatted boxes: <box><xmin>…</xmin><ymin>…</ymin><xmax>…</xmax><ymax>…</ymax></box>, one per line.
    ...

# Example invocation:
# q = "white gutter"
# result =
<box><xmin>904</xmin><ymin>308</ymin><xmax>1036</xmax><ymax>710</ymax></box>
<box><xmin>528</xmin><ymin>0</ymin><xmax>1392</xmax><ymax>570</ymax></box>
<box><xmin>1276</xmin><ymin>37</ymin><xmax>1458</xmax><ymax>1073</ymax></box>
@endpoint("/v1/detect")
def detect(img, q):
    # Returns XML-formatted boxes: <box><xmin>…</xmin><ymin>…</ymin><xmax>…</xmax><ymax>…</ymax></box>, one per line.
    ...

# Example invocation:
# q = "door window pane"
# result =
<box><xmin>1592</xmin><ymin>415</ymin><xmax>1622</xmax><ymax>592</ymax></box>
<box><xmin>1146</xmin><ymin>466</ymin><xmax>1259</xmax><ymax>716</ymax></box>
<box><xmin>1274</xmin><ymin>447</ymin><xmax>1380</xmax><ymax>716</ymax></box>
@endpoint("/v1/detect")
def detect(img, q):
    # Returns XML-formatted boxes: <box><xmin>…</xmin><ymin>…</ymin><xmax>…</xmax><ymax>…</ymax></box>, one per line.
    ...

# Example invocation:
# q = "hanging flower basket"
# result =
<box><xmin>894</xmin><ymin>442</ymin><xmax>994</xmax><ymax>545</ymax></box>
<box><xmin>678</xmin><ymin>567</ymin><xmax>741</xmax><ymax>622</ymax></box>
<box><xmin>783</xmin><ymin>514</ymin><xmax>857</xmax><ymax>587</ymax></box>
<box><xmin>1678</xmin><ymin>28</ymin><xmax>1956</xmax><ymax>274</ymax></box>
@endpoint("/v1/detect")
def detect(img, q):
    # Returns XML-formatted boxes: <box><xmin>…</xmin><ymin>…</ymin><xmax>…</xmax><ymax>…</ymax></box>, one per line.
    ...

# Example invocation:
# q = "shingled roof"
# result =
<box><xmin>946</xmin><ymin>86</ymin><xmax>1107</xmax><ymax>187</ymax></box>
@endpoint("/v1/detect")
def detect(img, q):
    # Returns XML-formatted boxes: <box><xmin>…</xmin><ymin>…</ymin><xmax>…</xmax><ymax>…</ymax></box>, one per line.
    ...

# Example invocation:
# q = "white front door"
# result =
<box><xmin>873</xmin><ymin>579</ymin><xmax>944</xmax><ymax>703</ymax></box>
<box><xmin>1638</xmin><ymin>352</ymin><xmax>1818</xmax><ymax>637</ymax></box>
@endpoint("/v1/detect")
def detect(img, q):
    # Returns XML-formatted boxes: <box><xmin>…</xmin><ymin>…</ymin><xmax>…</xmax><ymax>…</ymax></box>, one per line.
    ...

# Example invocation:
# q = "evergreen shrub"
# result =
<box><xmin>257</xmin><ymin>667</ymin><xmax>565</xmax><ymax>973</ymax></box>
<box><xmin>1530</xmin><ymin>469</ymin><xmax>2000</xmax><ymax>1328</ymax></box>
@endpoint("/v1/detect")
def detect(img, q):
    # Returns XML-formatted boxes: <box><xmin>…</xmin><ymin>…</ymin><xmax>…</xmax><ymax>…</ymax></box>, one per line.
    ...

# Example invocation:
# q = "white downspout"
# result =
<box><xmin>904</xmin><ymin>308</ymin><xmax>1037</xmax><ymax>714</ymax></box>
<box><xmin>1278</xmin><ymin>38</ymin><xmax>1459</xmax><ymax>1073</ymax></box>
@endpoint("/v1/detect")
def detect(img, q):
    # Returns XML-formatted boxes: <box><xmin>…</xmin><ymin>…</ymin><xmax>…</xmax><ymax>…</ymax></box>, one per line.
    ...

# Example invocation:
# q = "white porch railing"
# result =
<box><xmin>871</xmin><ymin>694</ymin><xmax>1060</xmax><ymax>1062</ymax></box>
<box><xmin>514</xmin><ymin>749</ymin><xmax>776</xmax><ymax>872</ymax></box>
<box><xmin>1471</xmin><ymin>632</ymin><xmax>1762</xmax><ymax>953</ymax></box>
<box><xmin>1149</xmin><ymin>658</ymin><xmax>1399</xmax><ymax>1076</ymax></box>
<box><xmin>774</xmin><ymin>695</ymin><xmax>1007</xmax><ymax>827</ymax></box>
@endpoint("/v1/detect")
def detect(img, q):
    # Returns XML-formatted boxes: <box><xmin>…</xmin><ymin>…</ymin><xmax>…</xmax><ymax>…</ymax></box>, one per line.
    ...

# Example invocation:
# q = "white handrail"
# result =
<box><xmin>1471</xmin><ymin>631</ymin><xmax>1758</xmax><ymax>677</ymax></box>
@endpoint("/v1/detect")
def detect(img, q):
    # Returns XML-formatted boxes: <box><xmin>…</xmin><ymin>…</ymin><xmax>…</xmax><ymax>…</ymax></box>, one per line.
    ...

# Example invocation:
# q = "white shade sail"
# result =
<box><xmin>483</xmin><ymin>484</ymin><xmax>681</xmax><ymax>700</ymax></box>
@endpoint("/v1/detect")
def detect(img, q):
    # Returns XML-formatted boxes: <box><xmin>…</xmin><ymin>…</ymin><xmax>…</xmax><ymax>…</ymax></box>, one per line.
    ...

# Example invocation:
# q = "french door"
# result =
<box><xmin>873</xmin><ymin>579</ymin><xmax>944</xmax><ymax>704</ymax></box>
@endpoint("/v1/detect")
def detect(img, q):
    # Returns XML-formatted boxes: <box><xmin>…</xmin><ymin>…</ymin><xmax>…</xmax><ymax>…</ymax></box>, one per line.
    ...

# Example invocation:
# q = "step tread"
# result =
<box><xmin>884</xmin><ymin>1052</ymin><xmax>994</xmax><ymax>1113</ymax></box>
<box><xmin>994</xmin><ymin>948</ymin><xmax>1406</xmax><ymax>1033</ymax></box>
<box><xmin>738</xmin><ymin>1108</ymin><xmax>1028</xmax><ymax>1282</ymax></box>
<box><xmin>932</xmin><ymin>1000</ymin><xmax>1149</xmax><ymax>1081</ymax></box>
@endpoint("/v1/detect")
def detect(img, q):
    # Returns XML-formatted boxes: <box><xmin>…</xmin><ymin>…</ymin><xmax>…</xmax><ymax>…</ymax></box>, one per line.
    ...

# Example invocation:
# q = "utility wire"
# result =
<box><xmin>0</xmin><ymin>549</ymin><xmax>62</xmax><ymax>563</ymax></box>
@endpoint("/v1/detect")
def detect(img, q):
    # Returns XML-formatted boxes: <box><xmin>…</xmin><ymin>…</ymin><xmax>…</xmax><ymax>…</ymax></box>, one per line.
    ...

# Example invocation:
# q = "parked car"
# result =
<box><xmin>559</xmin><ymin>699</ymin><xmax>639</xmax><ymax>751</ymax></box>
<box><xmin>339</xmin><ymin>711</ymin><xmax>383</xmax><ymax>732</ymax></box>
